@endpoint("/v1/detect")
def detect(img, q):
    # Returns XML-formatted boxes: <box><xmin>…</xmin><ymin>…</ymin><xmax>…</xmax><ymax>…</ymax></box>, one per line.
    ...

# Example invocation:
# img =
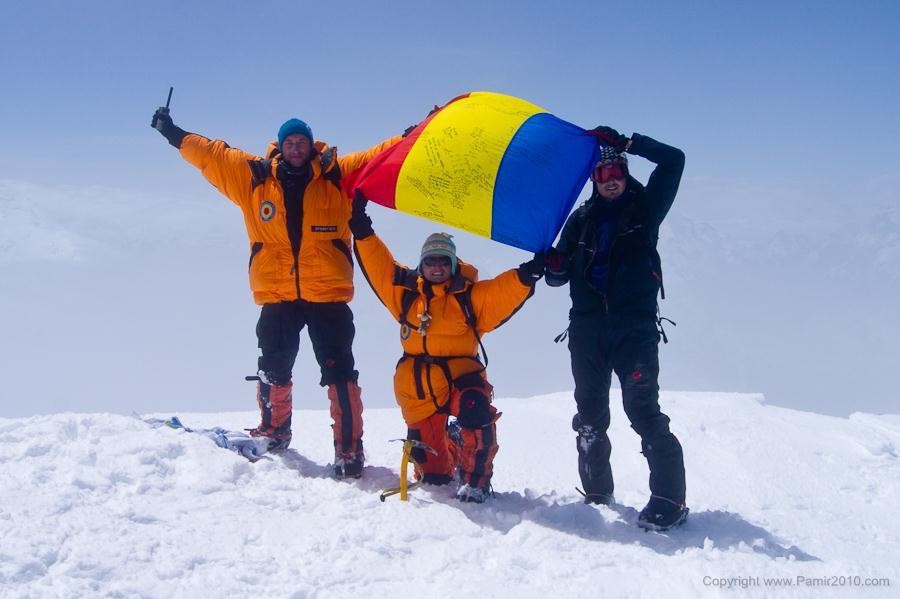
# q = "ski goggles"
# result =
<box><xmin>422</xmin><ymin>256</ymin><xmax>452</xmax><ymax>267</ymax></box>
<box><xmin>593</xmin><ymin>161</ymin><xmax>628</xmax><ymax>183</ymax></box>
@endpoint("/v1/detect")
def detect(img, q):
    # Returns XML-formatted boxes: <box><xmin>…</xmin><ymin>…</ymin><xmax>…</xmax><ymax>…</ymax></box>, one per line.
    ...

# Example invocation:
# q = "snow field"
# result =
<box><xmin>1</xmin><ymin>392</ymin><xmax>898</xmax><ymax>598</ymax></box>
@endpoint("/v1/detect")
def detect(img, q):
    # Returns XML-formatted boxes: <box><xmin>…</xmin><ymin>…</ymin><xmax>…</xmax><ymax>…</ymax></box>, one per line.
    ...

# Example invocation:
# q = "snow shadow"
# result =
<box><xmin>275</xmin><ymin>449</ymin><xmax>333</xmax><ymax>477</ymax></box>
<box><xmin>275</xmin><ymin>449</ymin><xmax>399</xmax><ymax>493</ymax></box>
<box><xmin>430</xmin><ymin>489</ymin><xmax>818</xmax><ymax>561</ymax></box>
<box><xmin>273</xmin><ymin>450</ymin><xmax>815</xmax><ymax>561</ymax></box>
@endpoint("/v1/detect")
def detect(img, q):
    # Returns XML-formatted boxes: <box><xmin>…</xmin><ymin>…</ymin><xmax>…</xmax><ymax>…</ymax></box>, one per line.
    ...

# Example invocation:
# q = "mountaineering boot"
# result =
<box><xmin>333</xmin><ymin>446</ymin><xmax>365</xmax><ymax>479</ymax></box>
<box><xmin>641</xmin><ymin>434</ymin><xmax>686</xmax><ymax>506</ymax></box>
<box><xmin>456</xmin><ymin>483</ymin><xmax>491</xmax><ymax>504</ymax></box>
<box><xmin>457</xmin><ymin>422</ymin><xmax>498</xmax><ymax>493</ymax></box>
<box><xmin>637</xmin><ymin>495</ymin><xmax>689</xmax><ymax>531</ymax></box>
<box><xmin>573</xmin><ymin>414</ymin><xmax>614</xmax><ymax>502</ymax></box>
<box><xmin>328</xmin><ymin>381</ymin><xmax>364</xmax><ymax>467</ymax></box>
<box><xmin>248</xmin><ymin>378</ymin><xmax>293</xmax><ymax>451</ymax></box>
<box><xmin>636</xmin><ymin>433</ymin><xmax>686</xmax><ymax>530</ymax></box>
<box><xmin>581</xmin><ymin>490</ymin><xmax>616</xmax><ymax>506</ymax></box>
<box><xmin>328</xmin><ymin>381</ymin><xmax>364</xmax><ymax>478</ymax></box>
<box><xmin>405</xmin><ymin>414</ymin><xmax>458</xmax><ymax>486</ymax></box>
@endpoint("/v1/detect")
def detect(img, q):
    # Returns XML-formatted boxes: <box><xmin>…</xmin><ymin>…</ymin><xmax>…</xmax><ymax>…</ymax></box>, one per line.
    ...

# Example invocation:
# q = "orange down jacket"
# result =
<box><xmin>354</xmin><ymin>233</ymin><xmax>535</xmax><ymax>424</ymax></box>
<box><xmin>179</xmin><ymin>134</ymin><xmax>402</xmax><ymax>305</ymax></box>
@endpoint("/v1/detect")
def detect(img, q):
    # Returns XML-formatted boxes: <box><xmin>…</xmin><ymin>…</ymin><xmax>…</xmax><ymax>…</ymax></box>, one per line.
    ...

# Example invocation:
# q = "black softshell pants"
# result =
<box><xmin>568</xmin><ymin>311</ymin><xmax>686</xmax><ymax>503</ymax></box>
<box><xmin>256</xmin><ymin>300</ymin><xmax>358</xmax><ymax>386</ymax></box>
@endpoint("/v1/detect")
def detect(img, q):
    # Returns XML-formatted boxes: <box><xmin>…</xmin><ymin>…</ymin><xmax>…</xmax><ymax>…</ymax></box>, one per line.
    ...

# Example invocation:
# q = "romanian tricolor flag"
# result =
<box><xmin>350</xmin><ymin>92</ymin><xmax>598</xmax><ymax>252</ymax></box>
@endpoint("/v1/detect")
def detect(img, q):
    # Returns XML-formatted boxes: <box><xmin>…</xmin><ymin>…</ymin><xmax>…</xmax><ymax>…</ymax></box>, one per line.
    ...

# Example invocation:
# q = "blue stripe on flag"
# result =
<box><xmin>492</xmin><ymin>113</ymin><xmax>597</xmax><ymax>252</ymax></box>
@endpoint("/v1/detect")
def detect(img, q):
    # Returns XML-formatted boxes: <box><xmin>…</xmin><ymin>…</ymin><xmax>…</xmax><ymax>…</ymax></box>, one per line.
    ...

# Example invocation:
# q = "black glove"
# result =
<box><xmin>544</xmin><ymin>247</ymin><xmax>569</xmax><ymax>287</ymax></box>
<box><xmin>591</xmin><ymin>126</ymin><xmax>628</xmax><ymax>152</ymax></box>
<box><xmin>349</xmin><ymin>192</ymin><xmax>374</xmax><ymax>239</ymax></box>
<box><xmin>151</xmin><ymin>107</ymin><xmax>188</xmax><ymax>148</ymax></box>
<box><xmin>516</xmin><ymin>250</ymin><xmax>546</xmax><ymax>285</ymax></box>
<box><xmin>151</xmin><ymin>107</ymin><xmax>171</xmax><ymax>130</ymax></box>
<box><xmin>403</xmin><ymin>104</ymin><xmax>441</xmax><ymax>137</ymax></box>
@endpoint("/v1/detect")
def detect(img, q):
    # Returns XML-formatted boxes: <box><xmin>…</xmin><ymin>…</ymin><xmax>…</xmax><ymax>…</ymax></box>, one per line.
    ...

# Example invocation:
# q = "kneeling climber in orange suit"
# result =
<box><xmin>349</xmin><ymin>195</ymin><xmax>545</xmax><ymax>502</ymax></box>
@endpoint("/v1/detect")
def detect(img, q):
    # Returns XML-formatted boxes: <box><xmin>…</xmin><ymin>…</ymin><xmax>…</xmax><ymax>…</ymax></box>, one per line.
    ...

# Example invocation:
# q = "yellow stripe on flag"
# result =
<box><xmin>395</xmin><ymin>92</ymin><xmax>545</xmax><ymax>238</ymax></box>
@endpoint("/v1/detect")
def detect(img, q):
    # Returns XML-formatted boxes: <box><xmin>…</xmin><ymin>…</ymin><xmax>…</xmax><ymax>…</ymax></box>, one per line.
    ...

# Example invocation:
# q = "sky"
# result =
<box><xmin>3</xmin><ymin>0</ymin><xmax>899</xmax><ymax>189</ymax></box>
<box><xmin>1</xmin><ymin>1</ymin><xmax>899</xmax><ymax>418</ymax></box>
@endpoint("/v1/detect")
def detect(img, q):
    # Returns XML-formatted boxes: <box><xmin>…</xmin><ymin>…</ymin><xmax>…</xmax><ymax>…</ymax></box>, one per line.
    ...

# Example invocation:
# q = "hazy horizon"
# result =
<box><xmin>2</xmin><ymin>1</ymin><xmax>898</xmax><ymax>418</ymax></box>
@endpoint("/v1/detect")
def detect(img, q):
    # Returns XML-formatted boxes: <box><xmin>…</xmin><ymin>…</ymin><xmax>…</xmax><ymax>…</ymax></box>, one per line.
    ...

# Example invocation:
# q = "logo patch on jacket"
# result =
<box><xmin>310</xmin><ymin>225</ymin><xmax>338</xmax><ymax>232</ymax></box>
<box><xmin>260</xmin><ymin>201</ymin><xmax>276</xmax><ymax>222</ymax></box>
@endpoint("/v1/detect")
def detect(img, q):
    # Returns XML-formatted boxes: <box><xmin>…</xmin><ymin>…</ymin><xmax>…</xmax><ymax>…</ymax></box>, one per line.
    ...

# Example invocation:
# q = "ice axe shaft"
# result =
<box><xmin>379</xmin><ymin>439</ymin><xmax>430</xmax><ymax>502</ymax></box>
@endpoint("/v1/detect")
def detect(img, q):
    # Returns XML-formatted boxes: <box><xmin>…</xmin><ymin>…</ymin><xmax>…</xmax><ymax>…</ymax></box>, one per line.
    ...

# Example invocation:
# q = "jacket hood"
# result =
<box><xmin>265</xmin><ymin>139</ymin><xmax>331</xmax><ymax>177</ymax></box>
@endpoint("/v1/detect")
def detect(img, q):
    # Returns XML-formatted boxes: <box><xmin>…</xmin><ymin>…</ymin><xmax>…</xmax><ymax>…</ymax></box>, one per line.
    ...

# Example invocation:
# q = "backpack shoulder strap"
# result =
<box><xmin>392</xmin><ymin>267</ymin><xmax>420</xmax><ymax>327</ymax></box>
<box><xmin>453</xmin><ymin>286</ymin><xmax>489</xmax><ymax>367</ymax></box>
<box><xmin>247</xmin><ymin>158</ymin><xmax>273</xmax><ymax>191</ymax></box>
<box><xmin>319</xmin><ymin>147</ymin><xmax>342</xmax><ymax>191</ymax></box>
<box><xmin>453</xmin><ymin>287</ymin><xmax>477</xmax><ymax>330</ymax></box>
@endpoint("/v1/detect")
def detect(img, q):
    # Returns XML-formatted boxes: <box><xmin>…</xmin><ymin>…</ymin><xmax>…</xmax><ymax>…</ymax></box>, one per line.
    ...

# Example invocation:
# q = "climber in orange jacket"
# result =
<box><xmin>151</xmin><ymin>105</ymin><xmax>403</xmax><ymax>478</ymax></box>
<box><xmin>349</xmin><ymin>194</ymin><xmax>546</xmax><ymax>502</ymax></box>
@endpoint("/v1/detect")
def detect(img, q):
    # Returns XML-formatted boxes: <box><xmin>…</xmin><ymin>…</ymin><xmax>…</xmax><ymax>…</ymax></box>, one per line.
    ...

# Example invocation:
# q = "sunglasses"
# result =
<box><xmin>422</xmin><ymin>256</ymin><xmax>451</xmax><ymax>267</ymax></box>
<box><xmin>593</xmin><ymin>162</ymin><xmax>628</xmax><ymax>184</ymax></box>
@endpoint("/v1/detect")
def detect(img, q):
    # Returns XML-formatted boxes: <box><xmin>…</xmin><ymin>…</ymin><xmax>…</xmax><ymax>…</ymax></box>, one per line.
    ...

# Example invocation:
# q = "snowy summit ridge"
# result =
<box><xmin>2</xmin><ymin>391</ymin><xmax>898</xmax><ymax>598</ymax></box>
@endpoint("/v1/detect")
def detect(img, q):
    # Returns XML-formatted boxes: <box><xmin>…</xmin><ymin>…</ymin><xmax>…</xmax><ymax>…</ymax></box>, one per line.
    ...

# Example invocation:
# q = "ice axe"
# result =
<box><xmin>379</xmin><ymin>438</ymin><xmax>438</xmax><ymax>502</ymax></box>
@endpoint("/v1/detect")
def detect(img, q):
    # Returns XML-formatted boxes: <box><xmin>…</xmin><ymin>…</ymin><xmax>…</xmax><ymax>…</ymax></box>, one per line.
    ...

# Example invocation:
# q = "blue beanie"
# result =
<box><xmin>277</xmin><ymin>118</ymin><xmax>314</xmax><ymax>149</ymax></box>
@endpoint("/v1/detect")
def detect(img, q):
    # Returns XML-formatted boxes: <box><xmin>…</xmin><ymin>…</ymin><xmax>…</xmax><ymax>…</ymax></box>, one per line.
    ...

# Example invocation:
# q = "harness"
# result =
<box><xmin>394</xmin><ymin>268</ymin><xmax>489</xmax><ymax>414</ymax></box>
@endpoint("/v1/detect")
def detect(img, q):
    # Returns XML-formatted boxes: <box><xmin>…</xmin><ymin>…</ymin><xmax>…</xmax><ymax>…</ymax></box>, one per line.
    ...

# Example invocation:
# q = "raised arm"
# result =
<box><xmin>151</xmin><ymin>107</ymin><xmax>257</xmax><ymax>206</ymax></box>
<box><xmin>627</xmin><ymin>133</ymin><xmax>685</xmax><ymax>229</ymax></box>
<box><xmin>179</xmin><ymin>135</ymin><xmax>259</xmax><ymax>206</ymax></box>
<box><xmin>337</xmin><ymin>134</ymin><xmax>404</xmax><ymax>180</ymax></box>
<box><xmin>349</xmin><ymin>195</ymin><xmax>407</xmax><ymax>319</ymax></box>
<box><xmin>468</xmin><ymin>254</ymin><xmax>543</xmax><ymax>333</ymax></box>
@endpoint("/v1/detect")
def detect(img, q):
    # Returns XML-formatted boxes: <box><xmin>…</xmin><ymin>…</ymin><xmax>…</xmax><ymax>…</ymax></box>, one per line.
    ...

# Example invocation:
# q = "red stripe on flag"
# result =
<box><xmin>349</xmin><ymin>94</ymin><xmax>471</xmax><ymax>209</ymax></box>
